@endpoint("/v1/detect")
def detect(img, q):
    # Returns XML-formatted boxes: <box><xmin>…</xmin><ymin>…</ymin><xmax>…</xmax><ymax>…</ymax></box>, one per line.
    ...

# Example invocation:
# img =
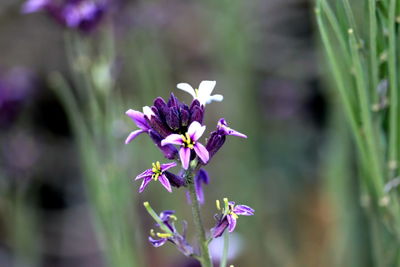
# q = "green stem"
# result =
<box><xmin>187</xmin><ymin>170</ymin><xmax>213</xmax><ymax>267</ymax></box>
<box><xmin>220</xmin><ymin>231</ymin><xmax>229</xmax><ymax>267</ymax></box>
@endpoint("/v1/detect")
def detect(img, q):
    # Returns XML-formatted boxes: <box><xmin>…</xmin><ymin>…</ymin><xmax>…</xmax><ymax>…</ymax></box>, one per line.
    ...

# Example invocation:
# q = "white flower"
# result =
<box><xmin>176</xmin><ymin>80</ymin><xmax>223</xmax><ymax>105</ymax></box>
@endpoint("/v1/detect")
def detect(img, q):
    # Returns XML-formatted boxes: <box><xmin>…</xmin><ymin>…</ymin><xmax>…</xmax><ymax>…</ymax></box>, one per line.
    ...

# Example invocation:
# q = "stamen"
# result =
<box><xmin>157</xmin><ymin>232</ymin><xmax>173</xmax><ymax>238</ymax></box>
<box><xmin>156</xmin><ymin>161</ymin><xmax>161</xmax><ymax>169</ymax></box>
<box><xmin>150</xmin><ymin>229</ymin><xmax>155</xmax><ymax>237</ymax></box>
<box><xmin>216</xmin><ymin>199</ymin><xmax>221</xmax><ymax>210</ymax></box>
<box><xmin>231</xmin><ymin>212</ymin><xmax>239</xmax><ymax>220</ymax></box>
<box><xmin>169</xmin><ymin>215</ymin><xmax>178</xmax><ymax>221</ymax></box>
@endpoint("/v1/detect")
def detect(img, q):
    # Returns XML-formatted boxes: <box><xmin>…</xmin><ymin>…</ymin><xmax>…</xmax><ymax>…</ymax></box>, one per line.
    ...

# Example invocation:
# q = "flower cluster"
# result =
<box><xmin>22</xmin><ymin>0</ymin><xmax>107</xmax><ymax>32</ymax></box>
<box><xmin>125</xmin><ymin>81</ymin><xmax>254</xmax><ymax>259</ymax></box>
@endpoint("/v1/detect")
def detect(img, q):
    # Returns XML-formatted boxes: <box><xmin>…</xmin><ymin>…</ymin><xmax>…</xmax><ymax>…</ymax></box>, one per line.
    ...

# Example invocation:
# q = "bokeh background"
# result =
<box><xmin>0</xmin><ymin>0</ymin><xmax>372</xmax><ymax>266</ymax></box>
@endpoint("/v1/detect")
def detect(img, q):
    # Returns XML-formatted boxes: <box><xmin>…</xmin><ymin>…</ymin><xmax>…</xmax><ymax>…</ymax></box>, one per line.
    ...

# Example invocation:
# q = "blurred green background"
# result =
<box><xmin>0</xmin><ymin>0</ymin><xmax>373</xmax><ymax>266</ymax></box>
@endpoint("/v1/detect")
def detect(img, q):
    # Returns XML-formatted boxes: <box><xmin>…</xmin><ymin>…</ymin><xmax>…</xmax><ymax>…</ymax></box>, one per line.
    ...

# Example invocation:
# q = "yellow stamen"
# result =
<box><xmin>157</xmin><ymin>232</ymin><xmax>173</xmax><ymax>238</ymax></box>
<box><xmin>143</xmin><ymin>201</ymin><xmax>150</xmax><ymax>207</ymax></box>
<box><xmin>169</xmin><ymin>215</ymin><xmax>178</xmax><ymax>221</ymax></box>
<box><xmin>216</xmin><ymin>199</ymin><xmax>221</xmax><ymax>210</ymax></box>
<box><xmin>195</xmin><ymin>88</ymin><xmax>199</xmax><ymax>97</ymax></box>
<box><xmin>156</xmin><ymin>161</ymin><xmax>160</xmax><ymax>169</ymax></box>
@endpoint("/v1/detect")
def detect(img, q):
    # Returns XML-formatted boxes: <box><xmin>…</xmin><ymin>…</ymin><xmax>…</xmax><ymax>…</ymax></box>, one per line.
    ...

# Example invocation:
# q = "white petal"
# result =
<box><xmin>206</xmin><ymin>94</ymin><xmax>224</xmax><ymax>104</ymax></box>
<box><xmin>197</xmin><ymin>81</ymin><xmax>216</xmax><ymax>104</ymax></box>
<box><xmin>142</xmin><ymin>106</ymin><xmax>155</xmax><ymax>119</ymax></box>
<box><xmin>177</xmin><ymin>83</ymin><xmax>196</xmax><ymax>98</ymax></box>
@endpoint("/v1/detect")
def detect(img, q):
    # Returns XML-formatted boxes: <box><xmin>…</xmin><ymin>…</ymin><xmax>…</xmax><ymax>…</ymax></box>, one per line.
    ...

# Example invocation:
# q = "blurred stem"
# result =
<box><xmin>187</xmin><ymin>169</ymin><xmax>212</xmax><ymax>267</ymax></box>
<box><xmin>388</xmin><ymin>0</ymin><xmax>398</xmax><ymax>176</ymax></box>
<box><xmin>220</xmin><ymin>231</ymin><xmax>229</xmax><ymax>267</ymax></box>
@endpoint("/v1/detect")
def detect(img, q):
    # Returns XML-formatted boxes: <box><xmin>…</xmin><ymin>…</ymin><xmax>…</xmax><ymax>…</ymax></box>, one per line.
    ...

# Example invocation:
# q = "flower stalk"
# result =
<box><xmin>186</xmin><ymin>167</ymin><xmax>213</xmax><ymax>267</ymax></box>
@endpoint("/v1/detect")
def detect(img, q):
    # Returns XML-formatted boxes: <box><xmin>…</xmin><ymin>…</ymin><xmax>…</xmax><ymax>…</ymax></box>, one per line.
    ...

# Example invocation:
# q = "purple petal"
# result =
<box><xmin>135</xmin><ymin>168</ymin><xmax>153</xmax><ymax>180</ymax></box>
<box><xmin>161</xmin><ymin>134</ymin><xmax>184</xmax><ymax>146</ymax></box>
<box><xmin>160</xmin><ymin>162</ymin><xmax>177</xmax><ymax>171</ymax></box>
<box><xmin>158</xmin><ymin>174</ymin><xmax>172</xmax><ymax>192</ymax></box>
<box><xmin>179</xmin><ymin>147</ymin><xmax>191</xmax><ymax>169</ymax></box>
<box><xmin>194</xmin><ymin>143</ymin><xmax>209</xmax><ymax>163</ymax></box>
<box><xmin>139</xmin><ymin>177</ymin><xmax>152</xmax><ymax>193</ymax></box>
<box><xmin>187</xmin><ymin>121</ymin><xmax>206</xmax><ymax>141</ymax></box>
<box><xmin>227</xmin><ymin>215</ymin><xmax>237</xmax><ymax>232</ymax></box>
<box><xmin>126</xmin><ymin>109</ymin><xmax>150</xmax><ymax>131</ymax></box>
<box><xmin>212</xmin><ymin>217</ymin><xmax>229</xmax><ymax>238</ymax></box>
<box><xmin>149</xmin><ymin>236</ymin><xmax>167</xmax><ymax>247</ymax></box>
<box><xmin>218</xmin><ymin>118</ymin><xmax>247</xmax><ymax>138</ymax></box>
<box><xmin>233</xmin><ymin>205</ymin><xmax>254</xmax><ymax>216</ymax></box>
<box><xmin>125</xmin><ymin>129</ymin><xmax>146</xmax><ymax>144</ymax></box>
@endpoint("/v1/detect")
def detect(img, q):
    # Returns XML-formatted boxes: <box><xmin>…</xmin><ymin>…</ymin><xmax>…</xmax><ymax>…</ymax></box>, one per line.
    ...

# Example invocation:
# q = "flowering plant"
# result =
<box><xmin>125</xmin><ymin>81</ymin><xmax>254</xmax><ymax>266</ymax></box>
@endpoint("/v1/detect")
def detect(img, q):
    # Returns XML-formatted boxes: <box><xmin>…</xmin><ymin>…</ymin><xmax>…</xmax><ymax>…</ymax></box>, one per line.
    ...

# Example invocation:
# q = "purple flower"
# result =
<box><xmin>147</xmin><ymin>209</ymin><xmax>194</xmax><ymax>256</ymax></box>
<box><xmin>147</xmin><ymin>93</ymin><xmax>205</xmax><ymax>138</ymax></box>
<box><xmin>22</xmin><ymin>0</ymin><xmax>106</xmax><ymax>32</ymax></box>
<box><xmin>212</xmin><ymin>198</ymin><xmax>254</xmax><ymax>238</ymax></box>
<box><xmin>206</xmin><ymin>119</ymin><xmax>247</xmax><ymax>159</ymax></box>
<box><xmin>135</xmin><ymin>161</ymin><xmax>177</xmax><ymax>193</ymax></box>
<box><xmin>161</xmin><ymin>121</ymin><xmax>209</xmax><ymax>169</ymax></box>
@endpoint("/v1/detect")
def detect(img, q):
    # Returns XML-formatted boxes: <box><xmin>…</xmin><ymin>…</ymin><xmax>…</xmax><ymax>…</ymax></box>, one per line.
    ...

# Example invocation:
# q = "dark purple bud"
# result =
<box><xmin>212</xmin><ymin>217</ymin><xmax>229</xmax><ymax>238</ymax></box>
<box><xmin>189</xmin><ymin>106</ymin><xmax>204</xmax><ymax>124</ymax></box>
<box><xmin>164</xmin><ymin>171</ymin><xmax>185</xmax><ymax>188</ymax></box>
<box><xmin>149</xmin><ymin>116</ymin><xmax>172</xmax><ymax>138</ymax></box>
<box><xmin>205</xmin><ymin>131</ymin><xmax>226</xmax><ymax>159</ymax></box>
<box><xmin>149</xmin><ymin>130</ymin><xmax>178</xmax><ymax>159</ymax></box>
<box><xmin>180</xmin><ymin>109</ymin><xmax>190</xmax><ymax>127</ymax></box>
<box><xmin>166</xmin><ymin>107</ymin><xmax>180</xmax><ymax>131</ymax></box>
<box><xmin>167</xmin><ymin>93</ymin><xmax>179</xmax><ymax>108</ymax></box>
<box><xmin>153</xmin><ymin>97</ymin><xmax>169</xmax><ymax>119</ymax></box>
<box><xmin>189</xmin><ymin>99</ymin><xmax>201</xmax><ymax>110</ymax></box>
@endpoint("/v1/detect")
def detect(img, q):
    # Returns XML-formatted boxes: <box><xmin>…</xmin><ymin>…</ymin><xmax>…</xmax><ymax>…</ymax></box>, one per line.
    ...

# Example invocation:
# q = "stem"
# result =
<box><xmin>220</xmin><ymin>231</ymin><xmax>229</xmax><ymax>267</ymax></box>
<box><xmin>187</xmin><ymin>170</ymin><xmax>213</xmax><ymax>267</ymax></box>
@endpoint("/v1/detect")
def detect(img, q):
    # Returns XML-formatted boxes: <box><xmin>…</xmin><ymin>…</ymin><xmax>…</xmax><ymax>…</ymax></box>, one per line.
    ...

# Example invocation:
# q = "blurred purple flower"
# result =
<box><xmin>161</xmin><ymin>121</ymin><xmax>209</xmax><ymax>169</ymax></box>
<box><xmin>135</xmin><ymin>161</ymin><xmax>179</xmax><ymax>193</ymax></box>
<box><xmin>22</xmin><ymin>0</ymin><xmax>107</xmax><ymax>32</ymax></box>
<box><xmin>0</xmin><ymin>67</ymin><xmax>36</xmax><ymax>128</ymax></box>
<box><xmin>212</xmin><ymin>198</ymin><xmax>254</xmax><ymax>238</ymax></box>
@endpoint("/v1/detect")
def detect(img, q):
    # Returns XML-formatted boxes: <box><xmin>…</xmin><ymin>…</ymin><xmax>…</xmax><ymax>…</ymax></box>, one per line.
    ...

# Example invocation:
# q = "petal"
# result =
<box><xmin>177</xmin><ymin>83</ymin><xmax>196</xmax><ymax>98</ymax></box>
<box><xmin>149</xmin><ymin>236</ymin><xmax>167</xmax><ymax>247</ymax></box>
<box><xmin>206</xmin><ymin>94</ymin><xmax>224</xmax><ymax>104</ymax></box>
<box><xmin>227</xmin><ymin>215</ymin><xmax>237</xmax><ymax>232</ymax></box>
<box><xmin>135</xmin><ymin>168</ymin><xmax>153</xmax><ymax>180</ymax></box>
<box><xmin>194</xmin><ymin>143</ymin><xmax>209</xmax><ymax>163</ymax></box>
<box><xmin>179</xmin><ymin>147</ymin><xmax>191</xmax><ymax>169</ymax></box>
<box><xmin>218</xmin><ymin>118</ymin><xmax>247</xmax><ymax>138</ymax></box>
<box><xmin>125</xmin><ymin>129</ymin><xmax>146</xmax><ymax>144</ymax></box>
<box><xmin>142</xmin><ymin>106</ymin><xmax>155</xmax><ymax>120</ymax></box>
<box><xmin>234</xmin><ymin>205</ymin><xmax>254</xmax><ymax>216</ymax></box>
<box><xmin>195</xmin><ymin>169</ymin><xmax>209</xmax><ymax>204</ymax></box>
<box><xmin>197</xmin><ymin>80</ymin><xmax>216</xmax><ymax>104</ymax></box>
<box><xmin>125</xmin><ymin>109</ymin><xmax>149</xmax><ymax>130</ymax></box>
<box><xmin>212</xmin><ymin>217</ymin><xmax>229</xmax><ymax>238</ymax></box>
<box><xmin>187</xmin><ymin>121</ymin><xmax>206</xmax><ymax>141</ymax></box>
<box><xmin>158</xmin><ymin>174</ymin><xmax>172</xmax><ymax>192</ymax></box>
<box><xmin>161</xmin><ymin>134</ymin><xmax>184</xmax><ymax>146</ymax></box>
<box><xmin>139</xmin><ymin>177</ymin><xmax>152</xmax><ymax>193</ymax></box>
<box><xmin>160</xmin><ymin>162</ymin><xmax>177</xmax><ymax>171</ymax></box>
